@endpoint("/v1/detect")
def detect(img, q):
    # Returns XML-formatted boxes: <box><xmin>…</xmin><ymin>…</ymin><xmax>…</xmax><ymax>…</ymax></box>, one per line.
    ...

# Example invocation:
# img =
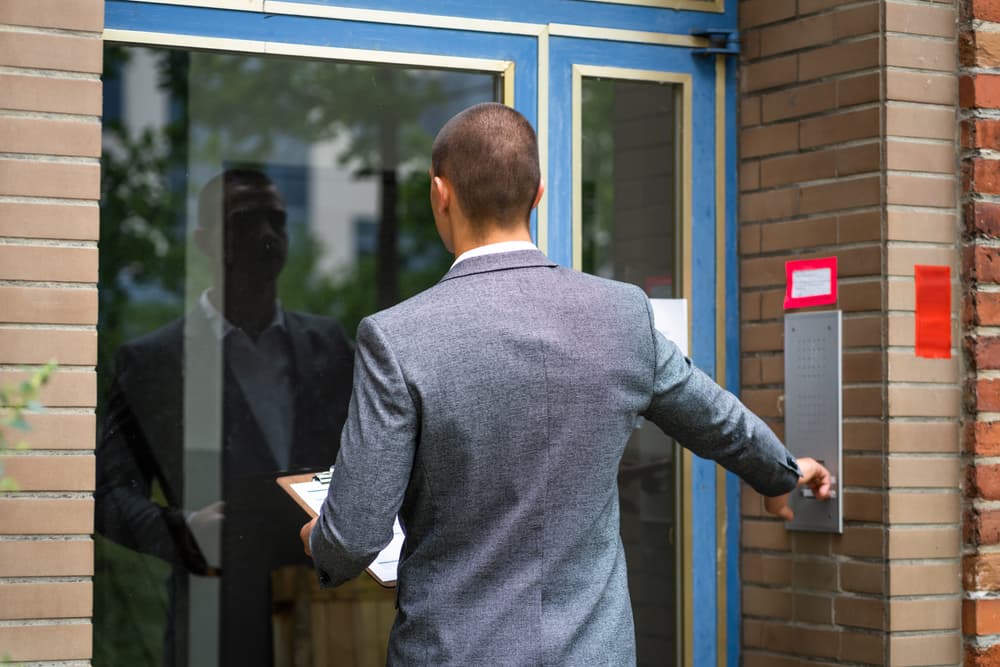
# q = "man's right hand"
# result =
<box><xmin>188</xmin><ymin>500</ymin><xmax>225</xmax><ymax>531</ymax></box>
<box><xmin>763</xmin><ymin>457</ymin><xmax>832</xmax><ymax>521</ymax></box>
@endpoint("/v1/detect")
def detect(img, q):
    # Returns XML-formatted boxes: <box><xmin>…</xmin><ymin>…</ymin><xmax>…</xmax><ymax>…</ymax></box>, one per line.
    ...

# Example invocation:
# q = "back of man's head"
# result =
<box><xmin>431</xmin><ymin>103</ymin><xmax>540</xmax><ymax>230</ymax></box>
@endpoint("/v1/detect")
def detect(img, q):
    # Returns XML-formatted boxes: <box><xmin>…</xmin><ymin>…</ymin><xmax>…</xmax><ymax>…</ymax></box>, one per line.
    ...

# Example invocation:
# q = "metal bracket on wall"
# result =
<box><xmin>690</xmin><ymin>29</ymin><xmax>739</xmax><ymax>56</ymax></box>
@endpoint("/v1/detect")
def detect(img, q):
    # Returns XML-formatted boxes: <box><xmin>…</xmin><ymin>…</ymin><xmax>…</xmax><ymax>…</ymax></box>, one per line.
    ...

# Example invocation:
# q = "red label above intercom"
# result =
<box><xmin>783</xmin><ymin>256</ymin><xmax>838</xmax><ymax>310</ymax></box>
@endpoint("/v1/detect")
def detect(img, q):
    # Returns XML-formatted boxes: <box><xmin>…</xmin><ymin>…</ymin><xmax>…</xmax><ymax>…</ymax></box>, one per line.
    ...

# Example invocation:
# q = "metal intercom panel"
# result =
<box><xmin>784</xmin><ymin>310</ymin><xmax>842</xmax><ymax>533</ymax></box>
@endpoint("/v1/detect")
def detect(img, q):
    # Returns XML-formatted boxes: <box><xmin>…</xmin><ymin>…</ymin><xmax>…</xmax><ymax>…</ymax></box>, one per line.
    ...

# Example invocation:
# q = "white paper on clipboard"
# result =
<box><xmin>288</xmin><ymin>477</ymin><xmax>403</xmax><ymax>586</ymax></box>
<box><xmin>649</xmin><ymin>298</ymin><xmax>688</xmax><ymax>356</ymax></box>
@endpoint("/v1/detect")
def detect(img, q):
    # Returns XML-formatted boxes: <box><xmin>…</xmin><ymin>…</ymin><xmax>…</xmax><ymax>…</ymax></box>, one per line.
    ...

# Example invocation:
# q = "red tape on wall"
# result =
<box><xmin>914</xmin><ymin>265</ymin><xmax>951</xmax><ymax>359</ymax></box>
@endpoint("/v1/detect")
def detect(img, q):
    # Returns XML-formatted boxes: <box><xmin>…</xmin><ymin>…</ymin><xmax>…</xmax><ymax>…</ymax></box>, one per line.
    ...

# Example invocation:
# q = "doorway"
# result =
<box><xmin>99</xmin><ymin>2</ymin><xmax>738</xmax><ymax>664</ymax></box>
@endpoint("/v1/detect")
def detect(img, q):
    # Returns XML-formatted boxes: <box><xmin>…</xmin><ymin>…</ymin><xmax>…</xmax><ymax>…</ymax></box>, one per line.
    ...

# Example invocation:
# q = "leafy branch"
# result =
<box><xmin>0</xmin><ymin>361</ymin><xmax>57</xmax><ymax>491</ymax></box>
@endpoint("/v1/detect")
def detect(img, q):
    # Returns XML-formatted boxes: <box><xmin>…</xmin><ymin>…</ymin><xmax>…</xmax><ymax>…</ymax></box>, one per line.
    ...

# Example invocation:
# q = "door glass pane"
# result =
<box><xmin>95</xmin><ymin>44</ymin><xmax>498</xmax><ymax>667</ymax></box>
<box><xmin>581</xmin><ymin>76</ymin><xmax>680</xmax><ymax>666</ymax></box>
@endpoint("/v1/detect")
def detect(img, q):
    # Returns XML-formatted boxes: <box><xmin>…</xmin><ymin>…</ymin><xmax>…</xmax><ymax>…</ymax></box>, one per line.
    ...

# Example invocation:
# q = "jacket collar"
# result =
<box><xmin>438</xmin><ymin>248</ymin><xmax>558</xmax><ymax>283</ymax></box>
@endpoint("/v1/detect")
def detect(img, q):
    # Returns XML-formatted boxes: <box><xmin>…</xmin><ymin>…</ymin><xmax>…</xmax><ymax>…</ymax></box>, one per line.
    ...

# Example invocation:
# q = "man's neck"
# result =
<box><xmin>209</xmin><ymin>283</ymin><xmax>279</xmax><ymax>340</ymax></box>
<box><xmin>451</xmin><ymin>224</ymin><xmax>533</xmax><ymax>259</ymax></box>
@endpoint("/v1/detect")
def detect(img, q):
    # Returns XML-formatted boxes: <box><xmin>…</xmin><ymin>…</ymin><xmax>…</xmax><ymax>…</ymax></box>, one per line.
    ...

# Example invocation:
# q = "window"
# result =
<box><xmin>95</xmin><ymin>44</ymin><xmax>497</xmax><ymax>666</ymax></box>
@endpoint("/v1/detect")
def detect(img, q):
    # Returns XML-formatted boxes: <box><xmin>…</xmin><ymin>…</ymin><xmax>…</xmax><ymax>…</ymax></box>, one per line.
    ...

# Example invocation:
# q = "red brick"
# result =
<box><xmin>961</xmin><ymin>74</ymin><xmax>1000</xmax><ymax>109</ymax></box>
<box><xmin>962</xmin><ymin>32</ymin><xmax>977</xmax><ymax>68</ymax></box>
<box><xmin>798</xmin><ymin>0</ymin><xmax>857</xmax><ymax>16</ymax></box>
<box><xmin>967</xmin><ymin>158</ymin><xmax>1000</xmax><ymax>196</ymax></box>
<box><xmin>742</xmin><ymin>55</ymin><xmax>798</xmax><ymax>93</ymax></box>
<box><xmin>739</xmin><ymin>0</ymin><xmax>797</xmax><ymax>29</ymax></box>
<box><xmin>967</xmin><ymin>508</ymin><xmax>1000</xmax><ymax>545</ymax></box>
<box><xmin>967</xmin><ymin>508</ymin><xmax>979</xmax><ymax>543</ymax></box>
<box><xmin>967</xmin><ymin>201</ymin><xmax>1000</xmax><ymax>238</ymax></box>
<box><xmin>0</xmin><ymin>32</ymin><xmax>102</xmax><ymax>74</ymax></box>
<box><xmin>0</xmin><ymin>624</ymin><xmax>91</xmax><ymax>662</ymax></box>
<box><xmin>759</xmin><ymin>14</ymin><xmax>835</xmax><ymax>58</ymax></box>
<box><xmin>0</xmin><ymin>0</ymin><xmax>104</xmax><ymax>32</ymax></box>
<box><xmin>965</xmin><ymin>119</ymin><xmax>1000</xmax><ymax>150</ymax></box>
<box><xmin>972</xmin><ymin>379</ymin><xmax>1000</xmax><ymax>413</ymax></box>
<box><xmin>966</xmin><ymin>552</ymin><xmax>1000</xmax><ymax>590</ymax></box>
<box><xmin>886</xmin><ymin>2</ymin><xmax>955</xmax><ymax>38</ymax></box>
<box><xmin>743</xmin><ymin>29</ymin><xmax>761</xmax><ymax>60</ymax></box>
<box><xmin>968</xmin><ymin>421</ymin><xmax>1000</xmax><ymax>456</ymax></box>
<box><xmin>969</xmin><ymin>293</ymin><xmax>1000</xmax><ymax>326</ymax></box>
<box><xmin>962</xmin><ymin>30</ymin><xmax>1000</xmax><ymax>69</ymax></box>
<box><xmin>968</xmin><ymin>336</ymin><xmax>1000</xmax><ymax>370</ymax></box>
<box><xmin>981</xmin><ymin>510</ymin><xmax>1000</xmax><ymax>546</ymax></box>
<box><xmin>970</xmin><ymin>0</ymin><xmax>1000</xmax><ymax>22</ymax></box>
<box><xmin>968</xmin><ymin>643</ymin><xmax>1000</xmax><ymax>667</ymax></box>
<box><xmin>969</xmin><ymin>462</ymin><xmax>1000</xmax><ymax>500</ymax></box>
<box><xmin>973</xmin><ymin>246</ymin><xmax>1000</xmax><ymax>283</ymax></box>
<box><xmin>965</xmin><ymin>599</ymin><xmax>1000</xmax><ymax>635</ymax></box>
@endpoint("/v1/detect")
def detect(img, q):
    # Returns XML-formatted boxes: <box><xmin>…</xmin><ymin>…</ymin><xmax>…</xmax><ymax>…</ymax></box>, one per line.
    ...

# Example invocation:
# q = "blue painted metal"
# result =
<box><xmin>263</xmin><ymin>0</ymin><xmax>735</xmax><ymax>35</ymax></box>
<box><xmin>724</xmin><ymin>53</ymin><xmax>742</xmax><ymax>667</ymax></box>
<box><xmin>105</xmin><ymin>3</ymin><xmax>538</xmax><ymax>69</ymax></box>
<box><xmin>690</xmin><ymin>29</ymin><xmax>740</xmax><ymax>56</ymax></box>
<box><xmin>549</xmin><ymin>34</ymin><xmax>720</xmax><ymax>665</ymax></box>
<box><xmin>689</xmin><ymin>49</ymin><xmax>719</xmax><ymax>667</ymax></box>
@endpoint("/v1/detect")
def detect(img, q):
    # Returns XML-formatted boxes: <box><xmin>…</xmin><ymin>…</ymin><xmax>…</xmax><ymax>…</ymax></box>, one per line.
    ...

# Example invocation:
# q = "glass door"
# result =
<box><xmin>97</xmin><ymin>4</ymin><xmax>536</xmax><ymax>666</ymax></box>
<box><xmin>547</xmin><ymin>33</ymin><xmax>737</xmax><ymax>667</ymax></box>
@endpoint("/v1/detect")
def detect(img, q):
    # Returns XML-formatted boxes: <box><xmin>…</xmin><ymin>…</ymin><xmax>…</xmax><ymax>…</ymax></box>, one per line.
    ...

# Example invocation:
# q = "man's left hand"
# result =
<box><xmin>300</xmin><ymin>517</ymin><xmax>318</xmax><ymax>557</ymax></box>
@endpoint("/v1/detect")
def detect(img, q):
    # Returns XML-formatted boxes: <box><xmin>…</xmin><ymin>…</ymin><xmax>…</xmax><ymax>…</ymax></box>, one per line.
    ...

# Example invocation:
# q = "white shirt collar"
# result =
<box><xmin>198</xmin><ymin>289</ymin><xmax>285</xmax><ymax>340</ymax></box>
<box><xmin>451</xmin><ymin>240</ymin><xmax>538</xmax><ymax>268</ymax></box>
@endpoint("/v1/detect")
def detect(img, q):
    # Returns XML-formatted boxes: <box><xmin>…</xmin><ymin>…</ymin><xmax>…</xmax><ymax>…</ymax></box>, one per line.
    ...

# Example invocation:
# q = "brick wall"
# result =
<box><xmin>883</xmin><ymin>1</ymin><xmax>962</xmax><ymax>664</ymax></box>
<box><xmin>960</xmin><ymin>0</ymin><xmax>1000</xmax><ymax>663</ymax></box>
<box><xmin>739</xmin><ymin>0</ymin><xmax>963</xmax><ymax>664</ymax></box>
<box><xmin>0</xmin><ymin>0</ymin><xmax>103</xmax><ymax>662</ymax></box>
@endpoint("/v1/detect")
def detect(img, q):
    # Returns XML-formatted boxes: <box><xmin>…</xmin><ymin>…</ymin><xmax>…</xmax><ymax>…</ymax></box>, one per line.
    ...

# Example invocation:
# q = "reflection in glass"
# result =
<box><xmin>581</xmin><ymin>77</ymin><xmax>680</xmax><ymax>666</ymax></box>
<box><xmin>95</xmin><ymin>45</ymin><xmax>497</xmax><ymax>666</ymax></box>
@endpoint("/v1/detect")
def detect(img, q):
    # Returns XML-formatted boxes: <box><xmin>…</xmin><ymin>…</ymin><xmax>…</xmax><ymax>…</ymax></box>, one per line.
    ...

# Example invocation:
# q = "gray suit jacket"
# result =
<box><xmin>311</xmin><ymin>249</ymin><xmax>799</xmax><ymax>665</ymax></box>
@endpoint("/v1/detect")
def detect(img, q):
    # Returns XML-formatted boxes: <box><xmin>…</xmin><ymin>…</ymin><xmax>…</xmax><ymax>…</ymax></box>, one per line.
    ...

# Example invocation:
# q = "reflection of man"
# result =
<box><xmin>302</xmin><ymin>104</ymin><xmax>830</xmax><ymax>664</ymax></box>
<box><xmin>96</xmin><ymin>169</ymin><xmax>354</xmax><ymax>666</ymax></box>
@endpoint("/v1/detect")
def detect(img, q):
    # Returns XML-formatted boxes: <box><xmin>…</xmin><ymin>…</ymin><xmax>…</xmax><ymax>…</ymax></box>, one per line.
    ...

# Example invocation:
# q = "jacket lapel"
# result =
<box><xmin>285</xmin><ymin>314</ymin><xmax>313</xmax><ymax>468</ymax></box>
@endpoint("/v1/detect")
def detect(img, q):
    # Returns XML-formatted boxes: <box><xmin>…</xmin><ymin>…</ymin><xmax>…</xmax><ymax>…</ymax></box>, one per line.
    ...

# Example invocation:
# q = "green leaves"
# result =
<box><xmin>0</xmin><ymin>361</ymin><xmax>56</xmax><ymax>490</ymax></box>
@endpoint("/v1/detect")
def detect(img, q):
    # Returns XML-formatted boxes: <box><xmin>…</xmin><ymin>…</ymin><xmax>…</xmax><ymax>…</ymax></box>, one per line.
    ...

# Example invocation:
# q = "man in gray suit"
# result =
<box><xmin>302</xmin><ymin>103</ymin><xmax>830</xmax><ymax>665</ymax></box>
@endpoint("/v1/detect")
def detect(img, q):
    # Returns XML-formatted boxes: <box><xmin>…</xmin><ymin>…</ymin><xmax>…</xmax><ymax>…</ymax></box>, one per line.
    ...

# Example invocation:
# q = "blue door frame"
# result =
<box><xmin>104</xmin><ymin>2</ymin><xmax>740</xmax><ymax>664</ymax></box>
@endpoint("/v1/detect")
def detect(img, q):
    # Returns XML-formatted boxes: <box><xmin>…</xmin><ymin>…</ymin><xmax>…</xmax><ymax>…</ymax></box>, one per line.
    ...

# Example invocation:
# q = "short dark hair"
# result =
<box><xmin>431</xmin><ymin>103</ymin><xmax>540</xmax><ymax>229</ymax></box>
<box><xmin>196</xmin><ymin>168</ymin><xmax>279</xmax><ymax>231</ymax></box>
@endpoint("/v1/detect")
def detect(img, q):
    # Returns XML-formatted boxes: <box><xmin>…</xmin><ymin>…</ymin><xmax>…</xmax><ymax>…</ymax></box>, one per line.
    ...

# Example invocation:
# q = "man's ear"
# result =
<box><xmin>431</xmin><ymin>175</ymin><xmax>451</xmax><ymax>215</ymax></box>
<box><xmin>531</xmin><ymin>179</ymin><xmax>545</xmax><ymax>211</ymax></box>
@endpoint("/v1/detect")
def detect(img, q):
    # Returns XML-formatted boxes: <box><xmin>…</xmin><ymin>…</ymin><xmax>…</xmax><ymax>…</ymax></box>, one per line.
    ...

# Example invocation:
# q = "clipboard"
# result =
<box><xmin>277</xmin><ymin>471</ymin><xmax>402</xmax><ymax>588</ymax></box>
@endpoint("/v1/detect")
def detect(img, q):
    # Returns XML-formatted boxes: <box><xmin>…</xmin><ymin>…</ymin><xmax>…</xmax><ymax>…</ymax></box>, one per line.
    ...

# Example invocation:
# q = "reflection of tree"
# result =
<box><xmin>581</xmin><ymin>79</ymin><xmax>615</xmax><ymax>278</ymax></box>
<box><xmin>278</xmin><ymin>170</ymin><xmax>445</xmax><ymax>338</ymax></box>
<box><xmin>189</xmin><ymin>54</ymin><xmax>448</xmax><ymax>309</ymax></box>
<box><xmin>97</xmin><ymin>46</ymin><xmax>465</xmax><ymax>667</ymax></box>
<box><xmin>97</xmin><ymin>44</ymin><xmax>491</xmax><ymax>666</ymax></box>
<box><xmin>99</xmin><ymin>47</ymin><xmax>469</xmax><ymax>356</ymax></box>
<box><xmin>99</xmin><ymin>46</ymin><xmax>190</xmax><ymax>404</ymax></box>
<box><xmin>97</xmin><ymin>48</ymin><xmax>190</xmax><ymax>667</ymax></box>
<box><xmin>98</xmin><ymin>44</ymin><xmax>480</xmax><ymax>398</ymax></box>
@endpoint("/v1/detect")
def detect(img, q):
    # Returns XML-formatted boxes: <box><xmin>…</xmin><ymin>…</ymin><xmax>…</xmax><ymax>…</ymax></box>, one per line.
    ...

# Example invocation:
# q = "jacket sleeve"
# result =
<box><xmin>638</xmin><ymin>298</ymin><xmax>801</xmax><ymax>497</ymax></box>
<box><xmin>310</xmin><ymin>315</ymin><xmax>418</xmax><ymax>587</ymax></box>
<box><xmin>95</xmin><ymin>349</ymin><xmax>210</xmax><ymax>574</ymax></box>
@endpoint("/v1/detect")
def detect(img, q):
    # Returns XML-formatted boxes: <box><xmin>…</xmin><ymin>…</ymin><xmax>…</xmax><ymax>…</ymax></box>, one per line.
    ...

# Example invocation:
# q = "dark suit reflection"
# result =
<box><xmin>96</xmin><ymin>169</ymin><xmax>354</xmax><ymax>666</ymax></box>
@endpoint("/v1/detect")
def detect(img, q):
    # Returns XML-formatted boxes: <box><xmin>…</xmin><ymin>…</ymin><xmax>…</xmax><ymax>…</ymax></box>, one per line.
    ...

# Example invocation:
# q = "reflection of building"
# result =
<box><xmin>1</xmin><ymin>1</ymin><xmax>997</xmax><ymax>665</ymax></box>
<box><xmin>308</xmin><ymin>137</ymin><xmax>377</xmax><ymax>273</ymax></box>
